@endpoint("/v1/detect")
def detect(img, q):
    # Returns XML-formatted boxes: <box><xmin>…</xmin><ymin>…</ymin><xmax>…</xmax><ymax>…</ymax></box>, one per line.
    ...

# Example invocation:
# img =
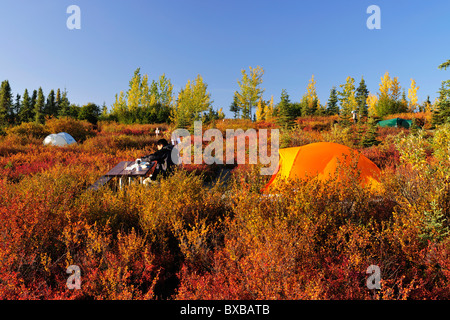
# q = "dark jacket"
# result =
<box><xmin>142</xmin><ymin>144</ymin><xmax>175</xmax><ymax>178</ymax></box>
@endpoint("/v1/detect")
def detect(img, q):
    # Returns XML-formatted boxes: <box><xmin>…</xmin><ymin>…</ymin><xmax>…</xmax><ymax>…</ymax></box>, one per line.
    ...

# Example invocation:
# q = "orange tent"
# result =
<box><xmin>264</xmin><ymin>142</ymin><xmax>381</xmax><ymax>191</ymax></box>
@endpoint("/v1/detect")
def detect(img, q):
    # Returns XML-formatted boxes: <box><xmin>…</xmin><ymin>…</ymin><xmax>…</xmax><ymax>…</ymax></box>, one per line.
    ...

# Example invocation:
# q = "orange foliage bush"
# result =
<box><xmin>5</xmin><ymin>122</ymin><xmax>50</xmax><ymax>139</ymax></box>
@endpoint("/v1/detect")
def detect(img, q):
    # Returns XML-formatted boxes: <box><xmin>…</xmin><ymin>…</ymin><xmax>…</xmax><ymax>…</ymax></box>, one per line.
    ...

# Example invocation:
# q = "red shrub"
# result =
<box><xmin>361</xmin><ymin>143</ymin><xmax>400</xmax><ymax>169</ymax></box>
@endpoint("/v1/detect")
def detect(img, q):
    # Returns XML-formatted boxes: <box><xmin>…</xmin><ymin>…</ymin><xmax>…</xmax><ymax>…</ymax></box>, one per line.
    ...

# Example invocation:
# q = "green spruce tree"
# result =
<box><xmin>432</xmin><ymin>81</ymin><xmax>450</xmax><ymax>126</ymax></box>
<box><xmin>229</xmin><ymin>92</ymin><xmax>241</xmax><ymax>119</ymax></box>
<box><xmin>11</xmin><ymin>94</ymin><xmax>21</xmax><ymax>124</ymax></box>
<box><xmin>326</xmin><ymin>86</ymin><xmax>339</xmax><ymax>115</ymax></box>
<box><xmin>44</xmin><ymin>89</ymin><xmax>57</xmax><ymax>118</ymax></box>
<box><xmin>34</xmin><ymin>87</ymin><xmax>45</xmax><ymax>124</ymax></box>
<box><xmin>0</xmin><ymin>80</ymin><xmax>13</xmax><ymax>126</ymax></box>
<box><xmin>58</xmin><ymin>89</ymin><xmax>71</xmax><ymax>117</ymax></box>
<box><xmin>55</xmin><ymin>88</ymin><xmax>61</xmax><ymax>116</ymax></box>
<box><xmin>276</xmin><ymin>89</ymin><xmax>294</xmax><ymax>128</ymax></box>
<box><xmin>361</xmin><ymin>117</ymin><xmax>380</xmax><ymax>147</ymax></box>
<box><xmin>432</xmin><ymin>60</ymin><xmax>450</xmax><ymax>126</ymax></box>
<box><xmin>30</xmin><ymin>90</ymin><xmax>37</xmax><ymax>113</ymax></box>
<box><xmin>356</xmin><ymin>77</ymin><xmax>369</xmax><ymax>117</ymax></box>
<box><xmin>19</xmin><ymin>89</ymin><xmax>33</xmax><ymax>123</ymax></box>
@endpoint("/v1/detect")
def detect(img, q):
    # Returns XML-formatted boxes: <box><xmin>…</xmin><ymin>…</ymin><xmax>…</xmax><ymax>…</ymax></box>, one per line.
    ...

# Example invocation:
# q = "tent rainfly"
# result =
<box><xmin>264</xmin><ymin>142</ymin><xmax>381</xmax><ymax>192</ymax></box>
<box><xmin>43</xmin><ymin>132</ymin><xmax>77</xmax><ymax>146</ymax></box>
<box><xmin>377</xmin><ymin>118</ymin><xmax>412</xmax><ymax>129</ymax></box>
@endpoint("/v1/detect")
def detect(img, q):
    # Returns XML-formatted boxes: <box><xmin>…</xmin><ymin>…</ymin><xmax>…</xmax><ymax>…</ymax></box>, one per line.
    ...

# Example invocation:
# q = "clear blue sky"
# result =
<box><xmin>1</xmin><ymin>0</ymin><xmax>449</xmax><ymax>117</ymax></box>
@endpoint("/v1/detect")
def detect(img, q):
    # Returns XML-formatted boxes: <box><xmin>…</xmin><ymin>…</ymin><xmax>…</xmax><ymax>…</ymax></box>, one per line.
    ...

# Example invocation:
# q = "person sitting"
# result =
<box><xmin>141</xmin><ymin>138</ymin><xmax>175</xmax><ymax>184</ymax></box>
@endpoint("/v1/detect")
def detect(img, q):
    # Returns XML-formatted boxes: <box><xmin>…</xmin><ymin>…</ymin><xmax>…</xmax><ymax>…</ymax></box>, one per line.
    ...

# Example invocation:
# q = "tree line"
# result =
<box><xmin>0</xmin><ymin>82</ymin><xmax>103</xmax><ymax>127</ymax></box>
<box><xmin>1</xmin><ymin>61</ymin><xmax>448</xmax><ymax>129</ymax></box>
<box><xmin>108</xmin><ymin>68</ymin><xmax>225</xmax><ymax>128</ymax></box>
<box><xmin>240</xmin><ymin>64</ymin><xmax>450</xmax><ymax>128</ymax></box>
<box><xmin>245</xmin><ymin>71</ymin><xmax>437</xmax><ymax>125</ymax></box>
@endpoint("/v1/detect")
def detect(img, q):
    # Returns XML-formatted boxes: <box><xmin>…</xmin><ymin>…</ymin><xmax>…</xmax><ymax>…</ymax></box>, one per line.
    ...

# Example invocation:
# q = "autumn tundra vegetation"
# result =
<box><xmin>0</xmin><ymin>63</ymin><xmax>450</xmax><ymax>299</ymax></box>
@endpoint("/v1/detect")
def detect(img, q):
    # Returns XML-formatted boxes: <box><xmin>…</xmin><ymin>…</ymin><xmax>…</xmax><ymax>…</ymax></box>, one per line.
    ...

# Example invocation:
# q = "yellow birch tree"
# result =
<box><xmin>255</xmin><ymin>98</ymin><xmax>266</xmax><ymax>121</ymax></box>
<box><xmin>236</xmin><ymin>66</ymin><xmax>265</xmax><ymax>120</ymax></box>
<box><xmin>367</xmin><ymin>94</ymin><xmax>378</xmax><ymax>116</ymax></box>
<box><xmin>301</xmin><ymin>75</ymin><xmax>319</xmax><ymax>115</ymax></box>
<box><xmin>127</xmin><ymin>68</ymin><xmax>142</xmax><ymax>112</ymax></box>
<box><xmin>379</xmin><ymin>71</ymin><xmax>392</xmax><ymax>99</ymax></box>
<box><xmin>265</xmin><ymin>95</ymin><xmax>274</xmax><ymax>121</ymax></box>
<box><xmin>338</xmin><ymin>76</ymin><xmax>357</xmax><ymax>120</ymax></box>
<box><xmin>408</xmin><ymin>78</ymin><xmax>419</xmax><ymax>113</ymax></box>
<box><xmin>171</xmin><ymin>74</ymin><xmax>212</xmax><ymax>127</ymax></box>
